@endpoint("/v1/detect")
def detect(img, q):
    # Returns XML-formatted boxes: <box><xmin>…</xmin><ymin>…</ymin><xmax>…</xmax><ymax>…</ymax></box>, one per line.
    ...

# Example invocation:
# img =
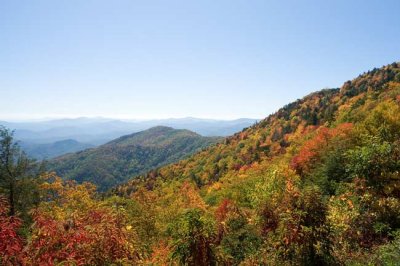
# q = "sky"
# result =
<box><xmin>0</xmin><ymin>0</ymin><xmax>399</xmax><ymax>120</ymax></box>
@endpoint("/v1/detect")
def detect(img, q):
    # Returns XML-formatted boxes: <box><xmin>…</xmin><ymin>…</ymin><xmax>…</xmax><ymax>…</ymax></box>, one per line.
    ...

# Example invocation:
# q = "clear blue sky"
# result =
<box><xmin>1</xmin><ymin>0</ymin><xmax>399</xmax><ymax>120</ymax></box>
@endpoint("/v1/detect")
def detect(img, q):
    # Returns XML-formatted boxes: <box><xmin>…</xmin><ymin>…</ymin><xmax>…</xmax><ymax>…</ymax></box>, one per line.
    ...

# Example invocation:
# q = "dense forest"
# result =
<box><xmin>48</xmin><ymin>126</ymin><xmax>221</xmax><ymax>191</ymax></box>
<box><xmin>1</xmin><ymin>63</ymin><xmax>400</xmax><ymax>265</ymax></box>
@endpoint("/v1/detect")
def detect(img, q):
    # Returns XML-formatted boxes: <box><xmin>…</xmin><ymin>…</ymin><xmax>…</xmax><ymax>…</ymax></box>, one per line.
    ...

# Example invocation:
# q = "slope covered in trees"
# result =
<box><xmin>117</xmin><ymin>63</ymin><xmax>400</xmax><ymax>195</ymax></box>
<box><xmin>1</xmin><ymin>63</ymin><xmax>400</xmax><ymax>265</ymax></box>
<box><xmin>49</xmin><ymin>126</ymin><xmax>221</xmax><ymax>191</ymax></box>
<box><xmin>111</xmin><ymin>62</ymin><xmax>400</xmax><ymax>264</ymax></box>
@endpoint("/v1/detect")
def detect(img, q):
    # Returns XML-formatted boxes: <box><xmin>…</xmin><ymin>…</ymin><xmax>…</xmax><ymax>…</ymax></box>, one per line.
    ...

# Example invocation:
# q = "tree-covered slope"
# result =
<box><xmin>116</xmin><ymin>63</ymin><xmax>400</xmax><ymax>194</ymax></box>
<box><xmin>3</xmin><ymin>63</ymin><xmax>400</xmax><ymax>265</ymax></box>
<box><xmin>110</xmin><ymin>63</ymin><xmax>400</xmax><ymax>265</ymax></box>
<box><xmin>49</xmin><ymin>126</ymin><xmax>221</xmax><ymax>191</ymax></box>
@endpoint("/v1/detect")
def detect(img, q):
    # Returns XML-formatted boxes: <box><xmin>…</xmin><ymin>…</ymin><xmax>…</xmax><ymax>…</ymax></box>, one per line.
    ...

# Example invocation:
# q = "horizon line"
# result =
<box><xmin>0</xmin><ymin>115</ymin><xmax>261</xmax><ymax>123</ymax></box>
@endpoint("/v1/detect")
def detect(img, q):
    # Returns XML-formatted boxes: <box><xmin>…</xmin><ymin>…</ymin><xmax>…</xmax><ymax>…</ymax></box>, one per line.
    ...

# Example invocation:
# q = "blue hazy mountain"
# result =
<box><xmin>19</xmin><ymin>139</ymin><xmax>94</xmax><ymax>160</ymax></box>
<box><xmin>0</xmin><ymin>117</ymin><xmax>257</xmax><ymax>145</ymax></box>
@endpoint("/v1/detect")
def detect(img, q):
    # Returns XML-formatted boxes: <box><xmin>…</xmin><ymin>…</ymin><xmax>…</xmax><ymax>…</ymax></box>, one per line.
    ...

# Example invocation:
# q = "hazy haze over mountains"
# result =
<box><xmin>19</xmin><ymin>139</ymin><xmax>94</xmax><ymax>160</ymax></box>
<box><xmin>0</xmin><ymin>117</ymin><xmax>256</xmax><ymax>144</ymax></box>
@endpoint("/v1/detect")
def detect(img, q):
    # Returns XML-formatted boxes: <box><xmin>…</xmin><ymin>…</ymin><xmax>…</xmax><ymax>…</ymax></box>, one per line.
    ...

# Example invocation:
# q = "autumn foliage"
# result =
<box><xmin>1</xmin><ymin>62</ymin><xmax>400</xmax><ymax>265</ymax></box>
<box><xmin>291</xmin><ymin>123</ymin><xmax>353</xmax><ymax>175</ymax></box>
<box><xmin>0</xmin><ymin>197</ymin><xmax>24</xmax><ymax>265</ymax></box>
<box><xmin>25</xmin><ymin>175</ymin><xmax>138</xmax><ymax>265</ymax></box>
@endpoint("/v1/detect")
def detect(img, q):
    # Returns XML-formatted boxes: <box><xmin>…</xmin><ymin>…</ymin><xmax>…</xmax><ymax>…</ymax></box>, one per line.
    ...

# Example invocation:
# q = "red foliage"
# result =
<box><xmin>291</xmin><ymin>123</ymin><xmax>353</xmax><ymax>175</ymax></box>
<box><xmin>26</xmin><ymin>208</ymin><xmax>133</xmax><ymax>265</ymax></box>
<box><xmin>18</xmin><ymin>175</ymin><xmax>139</xmax><ymax>265</ymax></box>
<box><xmin>215</xmin><ymin>199</ymin><xmax>235</xmax><ymax>223</ymax></box>
<box><xmin>214</xmin><ymin>199</ymin><xmax>242</xmax><ymax>244</ymax></box>
<box><xmin>0</xmin><ymin>197</ymin><xmax>24</xmax><ymax>265</ymax></box>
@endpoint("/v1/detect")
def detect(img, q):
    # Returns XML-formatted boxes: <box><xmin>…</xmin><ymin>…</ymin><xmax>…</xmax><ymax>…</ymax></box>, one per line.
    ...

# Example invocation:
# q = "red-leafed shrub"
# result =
<box><xmin>0</xmin><ymin>197</ymin><xmax>24</xmax><ymax>265</ymax></box>
<box><xmin>25</xmin><ymin>175</ymin><xmax>138</xmax><ymax>265</ymax></box>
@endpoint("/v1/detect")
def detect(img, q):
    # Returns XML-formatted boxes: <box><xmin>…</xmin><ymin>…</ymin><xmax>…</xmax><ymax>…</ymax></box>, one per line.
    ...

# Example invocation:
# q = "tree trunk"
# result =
<box><xmin>9</xmin><ymin>181</ymin><xmax>15</xmax><ymax>216</ymax></box>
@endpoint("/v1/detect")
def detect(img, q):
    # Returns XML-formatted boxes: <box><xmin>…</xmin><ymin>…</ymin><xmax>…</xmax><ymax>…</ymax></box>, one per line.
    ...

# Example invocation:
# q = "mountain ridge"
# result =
<box><xmin>107</xmin><ymin>62</ymin><xmax>400</xmax><ymax>264</ymax></box>
<box><xmin>49</xmin><ymin>126</ymin><xmax>222</xmax><ymax>191</ymax></box>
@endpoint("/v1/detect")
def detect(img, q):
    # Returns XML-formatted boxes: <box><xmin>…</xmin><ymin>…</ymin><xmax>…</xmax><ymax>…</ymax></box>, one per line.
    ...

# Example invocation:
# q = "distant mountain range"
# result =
<box><xmin>0</xmin><ymin>117</ymin><xmax>257</xmax><ymax>145</ymax></box>
<box><xmin>19</xmin><ymin>139</ymin><xmax>94</xmax><ymax>160</ymax></box>
<box><xmin>48</xmin><ymin>126</ymin><xmax>222</xmax><ymax>191</ymax></box>
<box><xmin>0</xmin><ymin>117</ymin><xmax>256</xmax><ymax>160</ymax></box>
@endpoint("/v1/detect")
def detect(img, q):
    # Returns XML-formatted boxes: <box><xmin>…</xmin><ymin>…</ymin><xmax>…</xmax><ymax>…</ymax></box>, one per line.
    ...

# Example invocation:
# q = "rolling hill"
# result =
<box><xmin>48</xmin><ymin>126</ymin><xmax>221</xmax><ymax>191</ymax></box>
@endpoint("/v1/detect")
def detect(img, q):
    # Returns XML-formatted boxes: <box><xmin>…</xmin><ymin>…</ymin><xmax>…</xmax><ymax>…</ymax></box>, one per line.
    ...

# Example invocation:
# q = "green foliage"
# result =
<box><xmin>374</xmin><ymin>230</ymin><xmax>400</xmax><ymax>265</ymax></box>
<box><xmin>219</xmin><ymin>216</ymin><xmax>261</xmax><ymax>263</ymax></box>
<box><xmin>105</xmin><ymin>195</ymin><xmax>158</xmax><ymax>256</ymax></box>
<box><xmin>345</xmin><ymin>136</ymin><xmax>399</xmax><ymax>189</ymax></box>
<box><xmin>168</xmin><ymin>208</ymin><xmax>216</xmax><ymax>266</ymax></box>
<box><xmin>261</xmin><ymin>184</ymin><xmax>333</xmax><ymax>265</ymax></box>
<box><xmin>0</xmin><ymin>127</ymin><xmax>44</xmax><ymax>228</ymax></box>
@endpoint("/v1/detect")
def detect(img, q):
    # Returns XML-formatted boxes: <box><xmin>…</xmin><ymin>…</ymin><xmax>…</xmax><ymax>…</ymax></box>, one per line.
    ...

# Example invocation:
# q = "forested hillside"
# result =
<box><xmin>48</xmin><ymin>126</ymin><xmax>221</xmax><ymax>191</ymax></box>
<box><xmin>1</xmin><ymin>63</ymin><xmax>400</xmax><ymax>265</ymax></box>
<box><xmin>112</xmin><ymin>62</ymin><xmax>400</xmax><ymax>264</ymax></box>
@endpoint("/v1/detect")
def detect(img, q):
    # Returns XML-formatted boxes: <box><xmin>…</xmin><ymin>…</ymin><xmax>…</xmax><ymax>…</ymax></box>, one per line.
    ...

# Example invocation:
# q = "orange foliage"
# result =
<box><xmin>146</xmin><ymin>241</ymin><xmax>174</xmax><ymax>265</ymax></box>
<box><xmin>179</xmin><ymin>181</ymin><xmax>207</xmax><ymax>210</ymax></box>
<box><xmin>291</xmin><ymin>123</ymin><xmax>353</xmax><ymax>175</ymax></box>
